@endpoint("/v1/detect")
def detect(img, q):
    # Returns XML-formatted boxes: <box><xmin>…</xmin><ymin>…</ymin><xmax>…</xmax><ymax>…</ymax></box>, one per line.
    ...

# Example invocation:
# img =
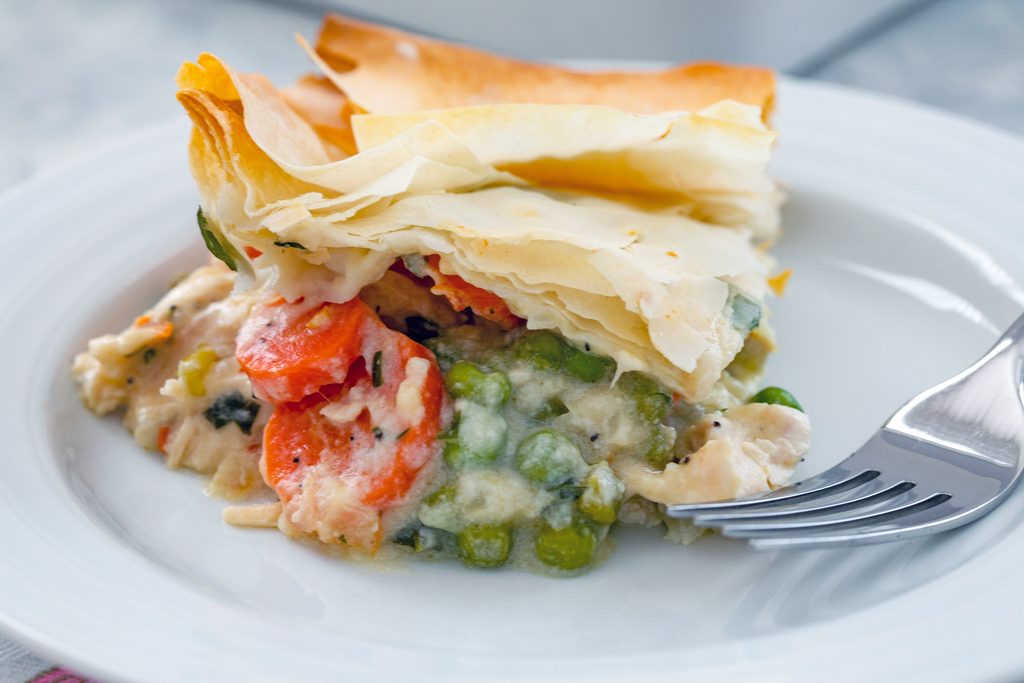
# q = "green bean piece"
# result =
<box><xmin>729</xmin><ymin>291</ymin><xmax>762</xmax><ymax>334</ymax></box>
<box><xmin>445</xmin><ymin>360</ymin><xmax>511</xmax><ymax>408</ymax></box>
<box><xmin>515</xmin><ymin>430</ymin><xmax>587</xmax><ymax>488</ymax></box>
<box><xmin>579</xmin><ymin>462</ymin><xmax>625</xmax><ymax>525</ymax></box>
<box><xmin>444</xmin><ymin>403</ymin><xmax>507</xmax><ymax>467</ymax></box>
<box><xmin>197</xmin><ymin>208</ymin><xmax>238</xmax><ymax>272</ymax></box>
<box><xmin>513</xmin><ymin>330</ymin><xmax>566</xmax><ymax>370</ymax></box>
<box><xmin>457</xmin><ymin>524</ymin><xmax>511</xmax><ymax>568</ymax></box>
<box><xmin>534</xmin><ymin>522</ymin><xmax>597</xmax><ymax>571</ymax></box>
<box><xmin>563</xmin><ymin>345</ymin><xmax>614</xmax><ymax>383</ymax></box>
<box><xmin>618</xmin><ymin>371</ymin><xmax>672</xmax><ymax>423</ymax></box>
<box><xmin>748</xmin><ymin>386</ymin><xmax>803</xmax><ymax>412</ymax></box>
<box><xmin>513</xmin><ymin>330</ymin><xmax>613</xmax><ymax>382</ymax></box>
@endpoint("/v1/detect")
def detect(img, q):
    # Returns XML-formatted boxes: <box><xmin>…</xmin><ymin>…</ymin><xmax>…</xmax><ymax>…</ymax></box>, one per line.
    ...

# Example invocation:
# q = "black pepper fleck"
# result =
<box><xmin>682</xmin><ymin>456</ymin><xmax>691</xmax><ymax>464</ymax></box>
<box><xmin>712</xmin><ymin>420</ymin><xmax>721</xmax><ymax>428</ymax></box>
<box><xmin>126</xmin><ymin>377</ymin><xmax>134</xmax><ymax>385</ymax></box>
<box><xmin>292</xmin><ymin>457</ymin><xmax>300</xmax><ymax>464</ymax></box>
<box><xmin>373</xmin><ymin>427</ymin><xmax>384</xmax><ymax>440</ymax></box>
<box><xmin>584</xmin><ymin>343</ymin><xmax>591</xmax><ymax>351</ymax></box>
<box><xmin>589</xmin><ymin>433</ymin><xmax>599</xmax><ymax>442</ymax></box>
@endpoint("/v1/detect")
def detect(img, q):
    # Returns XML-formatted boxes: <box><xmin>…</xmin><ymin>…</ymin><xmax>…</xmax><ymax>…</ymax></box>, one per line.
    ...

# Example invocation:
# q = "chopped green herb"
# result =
<box><xmin>273</xmin><ymin>240</ymin><xmax>307</xmax><ymax>250</ymax></box>
<box><xmin>372</xmin><ymin>350</ymin><xmax>383</xmax><ymax>387</ymax></box>
<box><xmin>197</xmin><ymin>208</ymin><xmax>238</xmax><ymax>272</ymax></box>
<box><xmin>396</xmin><ymin>428</ymin><xmax>410</xmax><ymax>441</ymax></box>
<box><xmin>392</xmin><ymin>525</ymin><xmax>419</xmax><ymax>548</ymax></box>
<box><xmin>392</xmin><ymin>524</ymin><xmax>449</xmax><ymax>552</ymax></box>
<box><xmin>556</xmin><ymin>484</ymin><xmax>586</xmax><ymax>501</ymax></box>
<box><xmin>203</xmin><ymin>390</ymin><xmax>261</xmax><ymax>435</ymax></box>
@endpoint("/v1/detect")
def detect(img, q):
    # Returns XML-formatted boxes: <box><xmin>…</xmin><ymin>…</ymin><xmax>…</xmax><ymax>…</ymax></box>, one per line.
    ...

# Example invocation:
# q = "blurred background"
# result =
<box><xmin>3</xmin><ymin>0</ymin><xmax>1024</xmax><ymax>191</ymax></box>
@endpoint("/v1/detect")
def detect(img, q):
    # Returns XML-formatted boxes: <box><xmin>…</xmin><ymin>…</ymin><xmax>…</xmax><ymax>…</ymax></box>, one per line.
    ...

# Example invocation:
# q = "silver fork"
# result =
<box><xmin>668</xmin><ymin>314</ymin><xmax>1024</xmax><ymax>550</ymax></box>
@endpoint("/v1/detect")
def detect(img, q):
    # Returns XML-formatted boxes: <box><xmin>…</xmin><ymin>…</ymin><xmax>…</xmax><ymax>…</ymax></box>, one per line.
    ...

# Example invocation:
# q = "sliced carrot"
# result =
<box><xmin>236</xmin><ymin>297</ymin><xmax>371</xmax><ymax>403</ymax></box>
<box><xmin>157</xmin><ymin>425</ymin><xmax>171</xmax><ymax>454</ymax></box>
<box><xmin>261</xmin><ymin>318</ymin><xmax>445</xmax><ymax>551</ymax></box>
<box><xmin>133</xmin><ymin>315</ymin><xmax>174</xmax><ymax>341</ymax></box>
<box><xmin>423</xmin><ymin>255</ymin><xmax>522</xmax><ymax>328</ymax></box>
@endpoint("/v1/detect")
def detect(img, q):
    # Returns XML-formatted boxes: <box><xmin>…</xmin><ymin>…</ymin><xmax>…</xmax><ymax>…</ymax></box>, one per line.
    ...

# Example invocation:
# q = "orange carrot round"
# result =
<box><xmin>237</xmin><ymin>297</ymin><xmax>371</xmax><ymax>404</ymax></box>
<box><xmin>252</xmin><ymin>297</ymin><xmax>446</xmax><ymax>551</ymax></box>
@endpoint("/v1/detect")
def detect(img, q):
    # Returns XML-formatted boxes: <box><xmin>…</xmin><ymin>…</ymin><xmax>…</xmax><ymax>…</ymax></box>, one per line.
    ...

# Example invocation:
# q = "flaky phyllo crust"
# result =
<box><xmin>175</xmin><ymin>14</ymin><xmax>783</xmax><ymax>404</ymax></box>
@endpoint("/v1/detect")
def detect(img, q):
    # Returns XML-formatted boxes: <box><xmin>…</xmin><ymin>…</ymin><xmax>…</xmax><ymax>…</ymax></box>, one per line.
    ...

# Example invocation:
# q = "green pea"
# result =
<box><xmin>445</xmin><ymin>360</ymin><xmax>511</xmax><ymax>408</ymax></box>
<box><xmin>563</xmin><ymin>345</ymin><xmax>614</xmax><ymax>383</ymax></box>
<box><xmin>444</xmin><ymin>403</ymin><xmax>507</xmax><ymax>467</ymax></box>
<box><xmin>642</xmin><ymin>427</ymin><xmax>676</xmax><ymax>469</ymax></box>
<box><xmin>534</xmin><ymin>522</ymin><xmax>597</xmax><ymax>571</ymax></box>
<box><xmin>513</xmin><ymin>330</ymin><xmax>566</xmax><ymax>370</ymax></box>
<box><xmin>457</xmin><ymin>524</ymin><xmax>511</xmax><ymax>568</ymax></box>
<box><xmin>618</xmin><ymin>371</ymin><xmax>672</xmax><ymax>423</ymax></box>
<box><xmin>748</xmin><ymin>386</ymin><xmax>803</xmax><ymax>412</ymax></box>
<box><xmin>579</xmin><ymin>462</ymin><xmax>625</xmax><ymax>525</ymax></box>
<box><xmin>515</xmin><ymin>430</ymin><xmax>587</xmax><ymax>488</ymax></box>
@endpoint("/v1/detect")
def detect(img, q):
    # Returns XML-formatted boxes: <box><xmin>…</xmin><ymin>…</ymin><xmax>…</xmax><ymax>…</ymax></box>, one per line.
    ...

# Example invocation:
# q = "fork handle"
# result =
<box><xmin>887</xmin><ymin>310</ymin><xmax>1024</xmax><ymax>471</ymax></box>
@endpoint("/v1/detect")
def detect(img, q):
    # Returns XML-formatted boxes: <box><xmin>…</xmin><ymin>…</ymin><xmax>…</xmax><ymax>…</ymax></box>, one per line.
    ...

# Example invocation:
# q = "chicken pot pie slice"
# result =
<box><xmin>74</xmin><ymin>14</ymin><xmax>808</xmax><ymax>574</ymax></box>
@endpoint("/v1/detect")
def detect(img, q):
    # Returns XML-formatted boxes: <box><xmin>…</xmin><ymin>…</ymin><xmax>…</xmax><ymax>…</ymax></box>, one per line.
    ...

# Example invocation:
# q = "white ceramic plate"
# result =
<box><xmin>3</xmin><ymin>77</ymin><xmax>1024</xmax><ymax>683</ymax></box>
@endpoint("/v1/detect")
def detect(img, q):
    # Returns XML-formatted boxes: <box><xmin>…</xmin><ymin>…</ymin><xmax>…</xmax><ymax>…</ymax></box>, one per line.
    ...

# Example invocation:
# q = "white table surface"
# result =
<box><xmin>2</xmin><ymin>0</ymin><xmax>1023</xmax><ymax>680</ymax></box>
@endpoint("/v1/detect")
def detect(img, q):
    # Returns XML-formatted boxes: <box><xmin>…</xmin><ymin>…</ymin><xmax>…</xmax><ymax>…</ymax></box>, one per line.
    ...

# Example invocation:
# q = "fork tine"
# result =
<box><xmin>747</xmin><ymin>499</ymin><xmax>963</xmax><ymax>550</ymax></box>
<box><xmin>692</xmin><ymin>481</ymin><xmax>916</xmax><ymax>525</ymax></box>
<box><xmin>667</xmin><ymin>464</ymin><xmax>878</xmax><ymax>518</ymax></box>
<box><xmin>719</xmin><ymin>492</ymin><xmax>951</xmax><ymax>538</ymax></box>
